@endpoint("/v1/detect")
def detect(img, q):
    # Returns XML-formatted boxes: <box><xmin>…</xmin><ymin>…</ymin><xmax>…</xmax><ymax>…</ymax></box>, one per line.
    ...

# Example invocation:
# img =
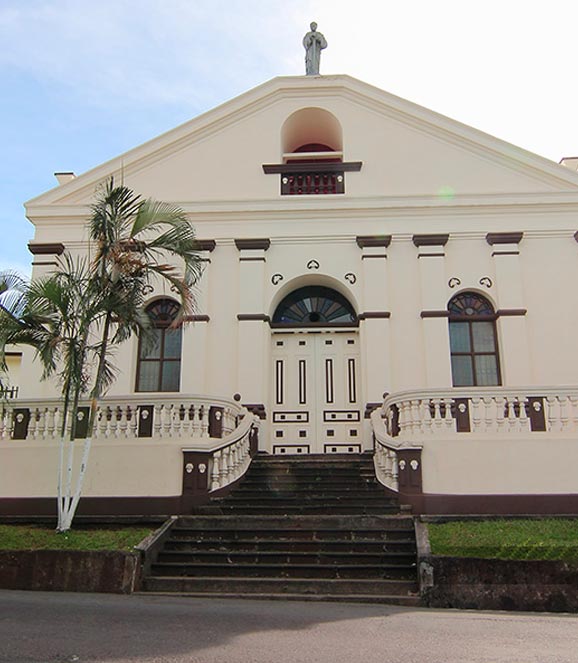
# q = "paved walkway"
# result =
<box><xmin>0</xmin><ymin>590</ymin><xmax>577</xmax><ymax>663</ymax></box>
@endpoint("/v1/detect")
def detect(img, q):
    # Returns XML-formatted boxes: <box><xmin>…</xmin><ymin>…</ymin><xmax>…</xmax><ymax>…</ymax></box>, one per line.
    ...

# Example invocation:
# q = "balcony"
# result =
<box><xmin>262</xmin><ymin>161</ymin><xmax>362</xmax><ymax>196</ymax></box>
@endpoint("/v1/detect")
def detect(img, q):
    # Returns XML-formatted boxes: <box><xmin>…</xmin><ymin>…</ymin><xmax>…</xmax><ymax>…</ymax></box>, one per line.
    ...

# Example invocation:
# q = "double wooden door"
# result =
<box><xmin>271</xmin><ymin>331</ymin><xmax>362</xmax><ymax>454</ymax></box>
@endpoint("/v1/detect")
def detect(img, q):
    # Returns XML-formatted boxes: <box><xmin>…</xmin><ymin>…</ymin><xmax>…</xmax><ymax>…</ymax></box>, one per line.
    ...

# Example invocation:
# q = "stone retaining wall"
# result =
<box><xmin>421</xmin><ymin>556</ymin><xmax>578</xmax><ymax>612</ymax></box>
<box><xmin>0</xmin><ymin>550</ymin><xmax>140</xmax><ymax>594</ymax></box>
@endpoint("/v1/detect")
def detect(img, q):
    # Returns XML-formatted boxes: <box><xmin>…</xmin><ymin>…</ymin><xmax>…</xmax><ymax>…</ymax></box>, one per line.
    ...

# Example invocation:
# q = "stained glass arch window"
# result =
<box><xmin>272</xmin><ymin>286</ymin><xmax>357</xmax><ymax>326</ymax></box>
<box><xmin>136</xmin><ymin>299</ymin><xmax>182</xmax><ymax>392</ymax></box>
<box><xmin>447</xmin><ymin>292</ymin><xmax>501</xmax><ymax>387</ymax></box>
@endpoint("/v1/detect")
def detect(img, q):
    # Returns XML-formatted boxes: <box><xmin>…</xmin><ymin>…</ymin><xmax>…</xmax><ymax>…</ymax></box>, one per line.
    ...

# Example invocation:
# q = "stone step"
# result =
<box><xmin>164</xmin><ymin>538</ymin><xmax>417</xmax><ymax>553</ymax></box>
<box><xmin>157</xmin><ymin>549</ymin><xmax>417</xmax><ymax>565</ymax></box>
<box><xmin>175</xmin><ymin>514</ymin><xmax>414</xmax><ymax>528</ymax></box>
<box><xmin>135</xmin><ymin>591</ymin><xmax>421</xmax><ymax>606</ymax></box>
<box><xmin>216</xmin><ymin>505</ymin><xmax>400</xmax><ymax>515</ymax></box>
<box><xmin>217</xmin><ymin>495</ymin><xmax>397</xmax><ymax>505</ymax></box>
<box><xmin>150</xmin><ymin>561</ymin><xmax>416</xmax><ymax>580</ymax></box>
<box><xmin>143</xmin><ymin>576</ymin><xmax>418</xmax><ymax>596</ymax></box>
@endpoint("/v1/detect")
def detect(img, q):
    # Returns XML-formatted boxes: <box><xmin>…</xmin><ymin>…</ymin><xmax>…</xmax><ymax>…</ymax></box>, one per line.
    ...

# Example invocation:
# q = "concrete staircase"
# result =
<box><xmin>142</xmin><ymin>454</ymin><xmax>420</xmax><ymax>604</ymax></box>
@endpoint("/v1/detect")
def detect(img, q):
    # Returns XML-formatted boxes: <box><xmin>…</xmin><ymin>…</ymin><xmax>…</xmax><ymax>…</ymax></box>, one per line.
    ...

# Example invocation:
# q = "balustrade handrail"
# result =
<box><xmin>182</xmin><ymin>407</ymin><xmax>258</xmax><ymax>454</ymax></box>
<box><xmin>8</xmin><ymin>393</ymin><xmax>246</xmax><ymax>412</ymax></box>
<box><xmin>380</xmin><ymin>385</ymin><xmax>578</xmax><ymax>414</ymax></box>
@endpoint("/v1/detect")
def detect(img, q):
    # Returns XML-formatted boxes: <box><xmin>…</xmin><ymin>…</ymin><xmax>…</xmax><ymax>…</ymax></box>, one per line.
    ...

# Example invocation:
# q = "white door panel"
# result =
<box><xmin>271</xmin><ymin>331</ymin><xmax>361</xmax><ymax>454</ymax></box>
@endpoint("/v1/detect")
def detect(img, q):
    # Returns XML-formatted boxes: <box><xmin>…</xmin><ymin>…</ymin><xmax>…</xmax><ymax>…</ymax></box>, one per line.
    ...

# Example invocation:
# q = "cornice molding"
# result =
<box><xmin>413</xmin><ymin>234</ymin><xmax>449</xmax><ymax>247</ymax></box>
<box><xmin>28</xmin><ymin>242</ymin><xmax>64</xmax><ymax>255</ymax></box>
<box><xmin>486</xmin><ymin>232</ymin><xmax>524</xmax><ymax>245</ymax></box>
<box><xmin>234</xmin><ymin>238</ymin><xmax>271</xmax><ymax>251</ymax></box>
<box><xmin>356</xmin><ymin>235</ymin><xmax>392</xmax><ymax>248</ymax></box>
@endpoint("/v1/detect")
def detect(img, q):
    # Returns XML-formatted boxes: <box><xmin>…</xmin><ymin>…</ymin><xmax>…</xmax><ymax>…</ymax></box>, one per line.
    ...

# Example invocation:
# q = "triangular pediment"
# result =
<box><xmin>26</xmin><ymin>75</ymin><xmax>578</xmax><ymax>216</ymax></box>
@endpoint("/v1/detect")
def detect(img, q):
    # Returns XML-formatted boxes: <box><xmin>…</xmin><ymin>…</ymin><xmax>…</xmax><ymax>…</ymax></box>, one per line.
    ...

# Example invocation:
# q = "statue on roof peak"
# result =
<box><xmin>303</xmin><ymin>22</ymin><xmax>327</xmax><ymax>76</ymax></box>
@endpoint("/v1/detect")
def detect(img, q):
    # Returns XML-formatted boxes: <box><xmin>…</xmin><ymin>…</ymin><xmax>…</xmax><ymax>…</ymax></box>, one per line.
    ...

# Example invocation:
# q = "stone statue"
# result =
<box><xmin>303</xmin><ymin>22</ymin><xmax>327</xmax><ymax>76</ymax></box>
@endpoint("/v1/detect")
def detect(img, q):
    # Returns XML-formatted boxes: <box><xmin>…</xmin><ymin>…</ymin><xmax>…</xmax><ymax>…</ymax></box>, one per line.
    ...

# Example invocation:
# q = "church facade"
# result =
<box><xmin>2</xmin><ymin>74</ymin><xmax>578</xmax><ymax>515</ymax></box>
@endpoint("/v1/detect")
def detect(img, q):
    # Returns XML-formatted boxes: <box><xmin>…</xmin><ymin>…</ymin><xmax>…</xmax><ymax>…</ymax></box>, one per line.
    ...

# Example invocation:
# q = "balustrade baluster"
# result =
<box><xmin>518</xmin><ymin>397</ymin><xmax>529</xmax><ymax>432</ymax></box>
<box><xmin>559</xmin><ymin>396</ymin><xmax>570</xmax><ymax>430</ymax></box>
<box><xmin>409</xmin><ymin>400</ymin><xmax>420</xmax><ymax>435</ymax></box>
<box><xmin>483</xmin><ymin>397</ymin><xmax>495</xmax><ymax>432</ymax></box>
<box><xmin>494</xmin><ymin>396</ymin><xmax>506</xmax><ymax>432</ymax></box>
<box><xmin>200</xmin><ymin>406</ymin><xmax>209</xmax><ymax>438</ymax></box>
<box><xmin>569</xmin><ymin>396</ymin><xmax>578</xmax><ymax>431</ymax></box>
<box><xmin>432</xmin><ymin>399</ymin><xmax>442</xmax><ymax>430</ymax></box>
<box><xmin>546</xmin><ymin>396</ymin><xmax>560</xmax><ymax>432</ymax></box>
<box><xmin>211</xmin><ymin>451</ymin><xmax>221</xmax><ymax>490</ymax></box>
<box><xmin>443</xmin><ymin>398</ymin><xmax>454</xmax><ymax>429</ymax></box>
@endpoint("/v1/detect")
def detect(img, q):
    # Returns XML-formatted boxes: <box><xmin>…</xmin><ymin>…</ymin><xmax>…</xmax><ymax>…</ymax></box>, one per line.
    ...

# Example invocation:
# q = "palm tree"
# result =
<box><xmin>0</xmin><ymin>179</ymin><xmax>202</xmax><ymax>531</ymax></box>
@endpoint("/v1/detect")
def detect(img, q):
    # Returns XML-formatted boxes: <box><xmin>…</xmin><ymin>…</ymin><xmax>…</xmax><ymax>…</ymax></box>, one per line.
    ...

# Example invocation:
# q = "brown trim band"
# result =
<box><xmin>486</xmin><ymin>232</ymin><xmax>523</xmax><ymax>245</ymax></box>
<box><xmin>417</xmin><ymin>253</ymin><xmax>445</xmax><ymax>258</ymax></box>
<box><xmin>269</xmin><ymin>321</ymin><xmax>359</xmax><ymax>329</ymax></box>
<box><xmin>32</xmin><ymin>261</ymin><xmax>58</xmax><ymax>266</ymax></box>
<box><xmin>183</xmin><ymin>314</ymin><xmax>210</xmax><ymax>322</ymax></box>
<box><xmin>358</xmin><ymin>311</ymin><xmax>391</xmax><ymax>320</ymax></box>
<box><xmin>194</xmin><ymin>239</ymin><xmax>216</xmax><ymax>252</ymax></box>
<box><xmin>413</xmin><ymin>234</ymin><xmax>449</xmax><ymax>247</ymax></box>
<box><xmin>402</xmin><ymin>491</ymin><xmax>578</xmax><ymax>515</ymax></box>
<box><xmin>239</xmin><ymin>257</ymin><xmax>266</xmax><ymax>262</ymax></box>
<box><xmin>361</xmin><ymin>254</ymin><xmax>387</xmax><ymax>260</ymax></box>
<box><xmin>496</xmin><ymin>308</ymin><xmax>527</xmax><ymax>317</ymax></box>
<box><xmin>492</xmin><ymin>251</ymin><xmax>519</xmax><ymax>257</ymax></box>
<box><xmin>238</xmin><ymin>314</ymin><xmax>270</xmax><ymax>322</ymax></box>
<box><xmin>262</xmin><ymin>162</ymin><xmax>363</xmax><ymax>174</ymax></box>
<box><xmin>356</xmin><ymin>235</ymin><xmax>392</xmax><ymax>248</ymax></box>
<box><xmin>234</xmin><ymin>239</ymin><xmax>271</xmax><ymax>251</ymax></box>
<box><xmin>5</xmin><ymin>352</ymin><xmax>22</xmax><ymax>357</ymax></box>
<box><xmin>28</xmin><ymin>243</ymin><xmax>64</xmax><ymax>255</ymax></box>
<box><xmin>421</xmin><ymin>311</ymin><xmax>450</xmax><ymax>318</ymax></box>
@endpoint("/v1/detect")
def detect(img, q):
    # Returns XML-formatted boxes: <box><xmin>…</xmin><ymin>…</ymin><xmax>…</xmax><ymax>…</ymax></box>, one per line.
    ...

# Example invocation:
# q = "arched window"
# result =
<box><xmin>448</xmin><ymin>292</ymin><xmax>501</xmax><ymax>386</ymax></box>
<box><xmin>136</xmin><ymin>299</ymin><xmax>182</xmax><ymax>392</ymax></box>
<box><xmin>272</xmin><ymin>286</ymin><xmax>357</xmax><ymax>326</ymax></box>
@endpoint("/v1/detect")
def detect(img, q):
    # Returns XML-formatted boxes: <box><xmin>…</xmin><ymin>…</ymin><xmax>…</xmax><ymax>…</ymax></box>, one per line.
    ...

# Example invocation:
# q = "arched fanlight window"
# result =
<box><xmin>272</xmin><ymin>286</ymin><xmax>357</xmax><ymax>326</ymax></box>
<box><xmin>448</xmin><ymin>292</ymin><xmax>501</xmax><ymax>386</ymax></box>
<box><xmin>136</xmin><ymin>299</ymin><xmax>182</xmax><ymax>392</ymax></box>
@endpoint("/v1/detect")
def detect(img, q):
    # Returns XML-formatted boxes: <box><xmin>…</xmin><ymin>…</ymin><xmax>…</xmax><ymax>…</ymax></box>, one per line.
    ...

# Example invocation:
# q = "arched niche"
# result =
<box><xmin>282</xmin><ymin>107</ymin><xmax>343</xmax><ymax>159</ymax></box>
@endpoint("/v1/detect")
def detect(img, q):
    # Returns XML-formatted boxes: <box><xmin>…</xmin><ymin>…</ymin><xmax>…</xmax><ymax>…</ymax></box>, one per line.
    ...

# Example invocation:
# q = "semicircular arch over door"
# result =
<box><xmin>270</xmin><ymin>286</ymin><xmax>362</xmax><ymax>454</ymax></box>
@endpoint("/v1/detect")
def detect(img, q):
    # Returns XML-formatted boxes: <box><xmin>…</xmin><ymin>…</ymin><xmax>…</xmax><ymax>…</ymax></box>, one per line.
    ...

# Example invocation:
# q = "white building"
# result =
<box><xmin>3</xmin><ymin>73</ymin><xmax>578</xmax><ymax>515</ymax></box>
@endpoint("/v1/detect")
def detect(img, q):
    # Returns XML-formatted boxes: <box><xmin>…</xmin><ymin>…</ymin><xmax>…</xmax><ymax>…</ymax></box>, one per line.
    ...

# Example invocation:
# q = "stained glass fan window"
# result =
<box><xmin>273</xmin><ymin>286</ymin><xmax>357</xmax><ymax>325</ymax></box>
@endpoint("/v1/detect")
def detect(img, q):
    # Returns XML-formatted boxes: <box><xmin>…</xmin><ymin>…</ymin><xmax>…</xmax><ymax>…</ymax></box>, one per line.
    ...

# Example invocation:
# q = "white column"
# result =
<box><xmin>357</xmin><ymin>236</ymin><xmax>392</xmax><ymax>404</ymax></box>
<box><xmin>235</xmin><ymin>239</ymin><xmax>270</xmax><ymax>405</ymax></box>
<box><xmin>181</xmin><ymin>242</ymin><xmax>215</xmax><ymax>393</ymax></box>
<box><xmin>487</xmin><ymin>233</ymin><xmax>530</xmax><ymax>385</ymax></box>
<box><xmin>415</xmin><ymin>235</ymin><xmax>452</xmax><ymax>387</ymax></box>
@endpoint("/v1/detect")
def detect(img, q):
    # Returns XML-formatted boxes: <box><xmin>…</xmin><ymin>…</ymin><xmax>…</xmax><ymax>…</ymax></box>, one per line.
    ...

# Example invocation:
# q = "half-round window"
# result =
<box><xmin>448</xmin><ymin>292</ymin><xmax>501</xmax><ymax>386</ymax></box>
<box><xmin>272</xmin><ymin>286</ymin><xmax>357</xmax><ymax>326</ymax></box>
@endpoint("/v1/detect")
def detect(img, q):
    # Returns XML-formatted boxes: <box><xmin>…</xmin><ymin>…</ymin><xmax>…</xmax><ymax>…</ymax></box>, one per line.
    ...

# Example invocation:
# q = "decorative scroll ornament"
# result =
<box><xmin>344</xmin><ymin>273</ymin><xmax>357</xmax><ymax>284</ymax></box>
<box><xmin>271</xmin><ymin>273</ymin><xmax>284</xmax><ymax>285</ymax></box>
<box><xmin>448</xmin><ymin>277</ymin><xmax>461</xmax><ymax>288</ymax></box>
<box><xmin>307</xmin><ymin>260</ymin><xmax>320</xmax><ymax>270</ymax></box>
<box><xmin>479</xmin><ymin>276</ymin><xmax>493</xmax><ymax>288</ymax></box>
<box><xmin>185</xmin><ymin>463</ymin><xmax>194</xmax><ymax>474</ymax></box>
<box><xmin>141</xmin><ymin>284</ymin><xmax>154</xmax><ymax>296</ymax></box>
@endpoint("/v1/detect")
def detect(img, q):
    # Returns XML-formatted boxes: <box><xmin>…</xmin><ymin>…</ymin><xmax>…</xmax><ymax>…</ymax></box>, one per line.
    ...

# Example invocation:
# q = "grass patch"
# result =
<box><xmin>0</xmin><ymin>525</ymin><xmax>153</xmax><ymax>551</ymax></box>
<box><xmin>428</xmin><ymin>519</ymin><xmax>578</xmax><ymax>563</ymax></box>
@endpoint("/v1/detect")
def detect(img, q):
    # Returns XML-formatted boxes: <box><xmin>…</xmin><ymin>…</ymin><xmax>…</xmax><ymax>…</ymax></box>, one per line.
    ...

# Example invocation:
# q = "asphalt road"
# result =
<box><xmin>0</xmin><ymin>590</ymin><xmax>577</xmax><ymax>663</ymax></box>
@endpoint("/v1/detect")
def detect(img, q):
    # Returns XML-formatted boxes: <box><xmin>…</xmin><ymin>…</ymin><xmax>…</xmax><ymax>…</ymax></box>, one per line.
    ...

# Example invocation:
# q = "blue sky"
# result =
<box><xmin>3</xmin><ymin>0</ymin><xmax>578</xmax><ymax>275</ymax></box>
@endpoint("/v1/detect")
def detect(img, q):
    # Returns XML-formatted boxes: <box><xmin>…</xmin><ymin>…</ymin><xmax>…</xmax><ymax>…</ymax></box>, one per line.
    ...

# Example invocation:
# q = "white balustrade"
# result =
<box><xmin>377</xmin><ymin>387</ymin><xmax>578</xmax><ymax>444</ymax></box>
<box><xmin>0</xmin><ymin>394</ymin><xmax>248</xmax><ymax>443</ymax></box>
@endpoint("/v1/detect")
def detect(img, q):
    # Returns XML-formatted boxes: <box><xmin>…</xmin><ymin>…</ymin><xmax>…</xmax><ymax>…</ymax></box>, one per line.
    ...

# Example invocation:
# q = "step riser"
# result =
<box><xmin>157</xmin><ymin>552</ymin><xmax>418</xmax><ymax>565</ymax></box>
<box><xmin>150</xmin><ymin>566</ymin><xmax>416</xmax><ymax>580</ymax></box>
<box><xmin>144</xmin><ymin>577</ymin><xmax>418</xmax><ymax>596</ymax></box>
<box><xmin>165</xmin><ymin>541</ymin><xmax>416</xmax><ymax>553</ymax></box>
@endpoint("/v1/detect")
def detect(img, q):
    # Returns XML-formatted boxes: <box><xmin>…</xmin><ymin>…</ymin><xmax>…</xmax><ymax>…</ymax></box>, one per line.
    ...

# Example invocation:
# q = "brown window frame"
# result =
<box><xmin>448</xmin><ymin>293</ymin><xmax>502</xmax><ymax>387</ymax></box>
<box><xmin>135</xmin><ymin>299</ymin><xmax>182</xmax><ymax>393</ymax></box>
